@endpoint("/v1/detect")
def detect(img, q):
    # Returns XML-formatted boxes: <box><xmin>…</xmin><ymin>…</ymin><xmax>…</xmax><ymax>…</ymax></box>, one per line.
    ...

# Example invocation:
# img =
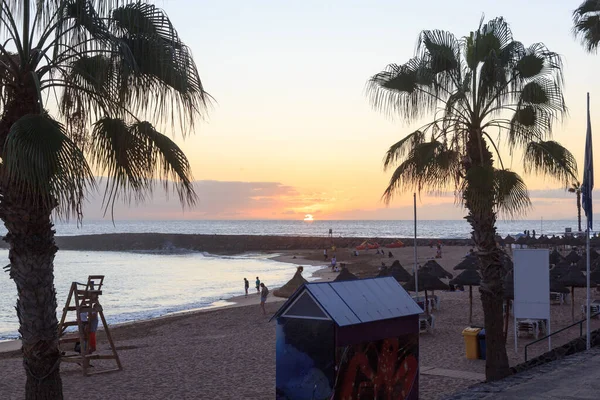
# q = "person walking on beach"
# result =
<box><xmin>260</xmin><ymin>283</ymin><xmax>269</xmax><ymax>315</ymax></box>
<box><xmin>244</xmin><ymin>278</ymin><xmax>249</xmax><ymax>297</ymax></box>
<box><xmin>323</xmin><ymin>248</ymin><xmax>328</xmax><ymax>260</ymax></box>
<box><xmin>255</xmin><ymin>277</ymin><xmax>261</xmax><ymax>293</ymax></box>
<box><xmin>331</xmin><ymin>255</ymin><xmax>337</xmax><ymax>271</ymax></box>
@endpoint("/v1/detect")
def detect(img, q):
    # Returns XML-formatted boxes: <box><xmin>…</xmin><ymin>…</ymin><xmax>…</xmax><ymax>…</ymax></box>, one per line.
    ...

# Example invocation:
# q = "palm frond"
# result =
<box><xmin>383</xmin><ymin>130</ymin><xmax>426</xmax><ymax>170</ymax></box>
<box><xmin>573</xmin><ymin>0</ymin><xmax>600</xmax><ymax>52</ymax></box>
<box><xmin>89</xmin><ymin>117</ymin><xmax>196</xmax><ymax>216</ymax></box>
<box><xmin>2</xmin><ymin>114</ymin><xmax>95</xmax><ymax>219</ymax></box>
<box><xmin>367</xmin><ymin>58</ymin><xmax>438</xmax><ymax>121</ymax></box>
<box><xmin>524</xmin><ymin>140</ymin><xmax>578</xmax><ymax>185</ymax></box>
<box><xmin>493</xmin><ymin>169</ymin><xmax>531</xmax><ymax>218</ymax></box>
<box><xmin>382</xmin><ymin>140</ymin><xmax>461</xmax><ymax>203</ymax></box>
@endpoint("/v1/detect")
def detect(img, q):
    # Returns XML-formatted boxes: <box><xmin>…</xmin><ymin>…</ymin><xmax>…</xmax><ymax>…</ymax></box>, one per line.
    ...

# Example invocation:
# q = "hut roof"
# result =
<box><xmin>504</xmin><ymin>235</ymin><xmax>515</xmax><ymax>244</ymax></box>
<box><xmin>270</xmin><ymin>277</ymin><xmax>423</xmax><ymax>326</ymax></box>
<box><xmin>560</xmin><ymin>266</ymin><xmax>588</xmax><ymax>287</ymax></box>
<box><xmin>565</xmin><ymin>250</ymin><xmax>582</xmax><ymax>264</ymax></box>
<box><xmin>334</xmin><ymin>267</ymin><xmax>358</xmax><ymax>282</ymax></box>
<box><xmin>422</xmin><ymin>260</ymin><xmax>453</xmax><ymax>279</ymax></box>
<box><xmin>403</xmin><ymin>271</ymin><xmax>449</xmax><ymax>292</ymax></box>
<box><xmin>273</xmin><ymin>266</ymin><xmax>308</xmax><ymax>298</ymax></box>
<box><xmin>449</xmin><ymin>269</ymin><xmax>481</xmax><ymax>286</ymax></box>
<box><xmin>453</xmin><ymin>255</ymin><xmax>479</xmax><ymax>271</ymax></box>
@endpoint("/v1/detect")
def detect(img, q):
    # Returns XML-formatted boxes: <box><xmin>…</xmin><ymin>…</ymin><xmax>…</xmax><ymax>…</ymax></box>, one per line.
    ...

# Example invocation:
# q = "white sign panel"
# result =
<box><xmin>513</xmin><ymin>249</ymin><xmax>550</xmax><ymax>320</ymax></box>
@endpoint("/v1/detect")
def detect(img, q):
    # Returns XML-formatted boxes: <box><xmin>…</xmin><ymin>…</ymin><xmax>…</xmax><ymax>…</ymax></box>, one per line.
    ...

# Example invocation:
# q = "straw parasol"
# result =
<box><xmin>454</xmin><ymin>255</ymin><xmax>479</xmax><ymax>271</ymax></box>
<box><xmin>565</xmin><ymin>250</ymin><xmax>582</xmax><ymax>265</ymax></box>
<box><xmin>403</xmin><ymin>271</ymin><xmax>449</xmax><ymax>314</ymax></box>
<box><xmin>449</xmin><ymin>269</ymin><xmax>481</xmax><ymax>324</ymax></box>
<box><xmin>516</xmin><ymin>236</ymin><xmax>528</xmax><ymax>247</ymax></box>
<box><xmin>504</xmin><ymin>235</ymin><xmax>515</xmax><ymax>245</ymax></box>
<box><xmin>422</xmin><ymin>260</ymin><xmax>453</xmax><ymax>279</ymax></box>
<box><xmin>550</xmin><ymin>261</ymin><xmax>571</xmax><ymax>280</ymax></box>
<box><xmin>549</xmin><ymin>249</ymin><xmax>564</xmax><ymax>265</ymax></box>
<box><xmin>549</xmin><ymin>279</ymin><xmax>570</xmax><ymax>294</ymax></box>
<box><xmin>560</xmin><ymin>266</ymin><xmax>590</xmax><ymax>321</ymax></box>
<box><xmin>273</xmin><ymin>266</ymin><xmax>308</xmax><ymax>298</ymax></box>
<box><xmin>389</xmin><ymin>262</ymin><xmax>413</xmax><ymax>283</ymax></box>
<box><xmin>589</xmin><ymin>267</ymin><xmax>600</xmax><ymax>286</ymax></box>
<box><xmin>334</xmin><ymin>266</ymin><xmax>358</xmax><ymax>282</ymax></box>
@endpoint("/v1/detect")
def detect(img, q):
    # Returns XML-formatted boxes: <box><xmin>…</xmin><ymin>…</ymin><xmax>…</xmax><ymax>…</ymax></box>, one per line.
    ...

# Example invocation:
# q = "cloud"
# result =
<box><xmin>81</xmin><ymin>180</ymin><xmax>308</xmax><ymax>220</ymax></box>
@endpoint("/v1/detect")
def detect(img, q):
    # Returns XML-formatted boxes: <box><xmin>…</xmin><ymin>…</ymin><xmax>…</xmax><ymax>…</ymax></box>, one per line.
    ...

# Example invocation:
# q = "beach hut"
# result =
<box><xmin>272</xmin><ymin>277</ymin><xmax>421</xmax><ymax>400</ymax></box>
<box><xmin>334</xmin><ymin>267</ymin><xmax>358</xmax><ymax>282</ymax></box>
<box><xmin>449</xmin><ymin>269</ymin><xmax>481</xmax><ymax>324</ymax></box>
<box><xmin>273</xmin><ymin>266</ymin><xmax>308</xmax><ymax>298</ymax></box>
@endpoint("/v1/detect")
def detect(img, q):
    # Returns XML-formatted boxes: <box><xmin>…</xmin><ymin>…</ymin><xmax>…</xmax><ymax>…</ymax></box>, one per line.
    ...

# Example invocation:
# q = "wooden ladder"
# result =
<box><xmin>57</xmin><ymin>275</ymin><xmax>122</xmax><ymax>376</ymax></box>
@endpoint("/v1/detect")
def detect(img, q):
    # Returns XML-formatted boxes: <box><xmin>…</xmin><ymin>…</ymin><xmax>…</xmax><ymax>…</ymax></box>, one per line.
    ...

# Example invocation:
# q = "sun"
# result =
<box><xmin>303</xmin><ymin>214</ymin><xmax>314</xmax><ymax>222</ymax></box>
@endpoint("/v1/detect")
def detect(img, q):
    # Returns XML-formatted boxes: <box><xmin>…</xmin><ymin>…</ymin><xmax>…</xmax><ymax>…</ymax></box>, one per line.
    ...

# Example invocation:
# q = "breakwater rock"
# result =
<box><xmin>0</xmin><ymin>233</ymin><xmax>474</xmax><ymax>253</ymax></box>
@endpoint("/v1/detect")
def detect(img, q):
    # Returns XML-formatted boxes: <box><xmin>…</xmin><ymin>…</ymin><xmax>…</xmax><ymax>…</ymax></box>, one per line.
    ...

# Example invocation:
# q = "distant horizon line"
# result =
<box><xmin>55</xmin><ymin>218</ymin><xmax>580</xmax><ymax>223</ymax></box>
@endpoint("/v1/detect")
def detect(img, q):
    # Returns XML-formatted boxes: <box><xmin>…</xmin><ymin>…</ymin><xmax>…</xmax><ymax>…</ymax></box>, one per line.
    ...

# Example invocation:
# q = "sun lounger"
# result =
<box><xmin>419</xmin><ymin>313</ymin><xmax>435</xmax><ymax>334</ymax></box>
<box><xmin>550</xmin><ymin>292</ymin><xmax>566</xmax><ymax>305</ymax></box>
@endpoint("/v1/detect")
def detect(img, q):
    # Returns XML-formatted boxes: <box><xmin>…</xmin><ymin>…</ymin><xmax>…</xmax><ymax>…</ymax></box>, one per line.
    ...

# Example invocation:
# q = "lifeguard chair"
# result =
<box><xmin>57</xmin><ymin>275</ymin><xmax>122</xmax><ymax>376</ymax></box>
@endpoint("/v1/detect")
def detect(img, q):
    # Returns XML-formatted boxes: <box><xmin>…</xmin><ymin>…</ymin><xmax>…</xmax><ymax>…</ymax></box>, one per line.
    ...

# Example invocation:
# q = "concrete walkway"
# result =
<box><xmin>421</xmin><ymin>366</ymin><xmax>485</xmax><ymax>381</ymax></box>
<box><xmin>445</xmin><ymin>348</ymin><xmax>600</xmax><ymax>399</ymax></box>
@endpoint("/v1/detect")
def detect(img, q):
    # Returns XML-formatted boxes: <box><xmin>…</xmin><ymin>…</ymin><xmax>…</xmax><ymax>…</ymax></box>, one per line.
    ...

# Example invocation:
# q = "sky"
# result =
<box><xmin>86</xmin><ymin>0</ymin><xmax>600</xmax><ymax>221</ymax></box>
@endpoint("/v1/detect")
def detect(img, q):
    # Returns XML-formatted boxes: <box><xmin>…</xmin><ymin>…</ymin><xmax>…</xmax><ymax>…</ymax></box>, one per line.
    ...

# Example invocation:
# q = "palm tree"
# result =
<box><xmin>573</xmin><ymin>1</ymin><xmax>600</xmax><ymax>52</ymax></box>
<box><xmin>0</xmin><ymin>1</ymin><xmax>209</xmax><ymax>398</ymax></box>
<box><xmin>568</xmin><ymin>182</ymin><xmax>583</xmax><ymax>231</ymax></box>
<box><xmin>367</xmin><ymin>17</ymin><xmax>576</xmax><ymax>381</ymax></box>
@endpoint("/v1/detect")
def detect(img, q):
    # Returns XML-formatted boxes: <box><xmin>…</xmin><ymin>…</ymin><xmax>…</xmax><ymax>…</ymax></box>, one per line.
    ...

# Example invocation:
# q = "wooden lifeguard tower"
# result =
<box><xmin>57</xmin><ymin>275</ymin><xmax>122</xmax><ymax>376</ymax></box>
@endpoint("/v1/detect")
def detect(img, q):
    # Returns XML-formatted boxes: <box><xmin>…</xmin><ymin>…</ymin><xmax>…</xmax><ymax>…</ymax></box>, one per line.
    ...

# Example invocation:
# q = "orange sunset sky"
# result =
<box><xmin>85</xmin><ymin>1</ymin><xmax>600</xmax><ymax>221</ymax></box>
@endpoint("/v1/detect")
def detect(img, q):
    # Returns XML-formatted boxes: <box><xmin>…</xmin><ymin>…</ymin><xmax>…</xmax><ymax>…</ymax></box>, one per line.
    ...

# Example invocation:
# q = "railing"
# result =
<box><xmin>524</xmin><ymin>310</ymin><xmax>600</xmax><ymax>361</ymax></box>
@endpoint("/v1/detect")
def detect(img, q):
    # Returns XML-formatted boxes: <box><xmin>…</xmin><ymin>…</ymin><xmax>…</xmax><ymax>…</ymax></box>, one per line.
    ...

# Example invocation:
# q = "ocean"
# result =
<box><xmin>0</xmin><ymin>250</ymin><xmax>321</xmax><ymax>341</ymax></box>
<box><xmin>0</xmin><ymin>218</ymin><xmax>582</xmax><ymax>341</ymax></box>
<box><xmin>46</xmin><ymin>218</ymin><xmax>580</xmax><ymax>238</ymax></box>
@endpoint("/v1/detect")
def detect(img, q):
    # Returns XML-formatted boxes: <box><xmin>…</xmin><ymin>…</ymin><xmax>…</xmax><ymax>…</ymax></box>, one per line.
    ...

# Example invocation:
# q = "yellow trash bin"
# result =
<box><xmin>462</xmin><ymin>327</ymin><xmax>481</xmax><ymax>360</ymax></box>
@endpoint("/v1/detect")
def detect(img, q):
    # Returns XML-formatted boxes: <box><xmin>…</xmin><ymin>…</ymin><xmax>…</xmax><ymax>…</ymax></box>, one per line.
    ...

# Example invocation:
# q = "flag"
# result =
<box><xmin>582</xmin><ymin>93</ymin><xmax>594</xmax><ymax>230</ymax></box>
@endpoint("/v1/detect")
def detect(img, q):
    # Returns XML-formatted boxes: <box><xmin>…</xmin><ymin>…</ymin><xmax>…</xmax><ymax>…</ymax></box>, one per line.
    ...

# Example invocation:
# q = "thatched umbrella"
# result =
<box><xmin>500</xmin><ymin>251</ymin><xmax>513</xmax><ymax>271</ymax></box>
<box><xmin>577</xmin><ymin>250</ymin><xmax>600</xmax><ymax>271</ymax></box>
<box><xmin>549</xmin><ymin>249</ymin><xmax>564</xmax><ymax>265</ymax></box>
<box><xmin>403</xmin><ymin>271</ymin><xmax>449</xmax><ymax>314</ymax></box>
<box><xmin>422</xmin><ymin>260</ymin><xmax>453</xmax><ymax>279</ymax></box>
<box><xmin>389</xmin><ymin>263</ymin><xmax>412</xmax><ymax>283</ymax></box>
<box><xmin>273</xmin><ymin>266</ymin><xmax>307</xmax><ymax>298</ymax></box>
<box><xmin>516</xmin><ymin>235</ymin><xmax>527</xmax><ymax>247</ymax></box>
<box><xmin>589</xmin><ymin>267</ymin><xmax>600</xmax><ymax>286</ymax></box>
<box><xmin>560</xmin><ymin>266</ymin><xmax>590</xmax><ymax>321</ymax></box>
<box><xmin>565</xmin><ymin>250</ymin><xmax>582</xmax><ymax>265</ymax></box>
<box><xmin>504</xmin><ymin>235</ymin><xmax>515</xmax><ymax>245</ymax></box>
<box><xmin>454</xmin><ymin>255</ymin><xmax>479</xmax><ymax>271</ymax></box>
<box><xmin>334</xmin><ymin>266</ymin><xmax>358</xmax><ymax>282</ymax></box>
<box><xmin>550</xmin><ymin>262</ymin><xmax>571</xmax><ymax>281</ymax></box>
<box><xmin>549</xmin><ymin>279</ymin><xmax>570</xmax><ymax>294</ymax></box>
<box><xmin>449</xmin><ymin>269</ymin><xmax>481</xmax><ymax>324</ymax></box>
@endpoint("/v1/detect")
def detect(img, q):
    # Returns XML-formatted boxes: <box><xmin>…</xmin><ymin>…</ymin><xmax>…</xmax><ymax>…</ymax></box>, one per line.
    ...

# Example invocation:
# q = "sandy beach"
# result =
<box><xmin>1</xmin><ymin>244</ymin><xmax>599</xmax><ymax>399</ymax></box>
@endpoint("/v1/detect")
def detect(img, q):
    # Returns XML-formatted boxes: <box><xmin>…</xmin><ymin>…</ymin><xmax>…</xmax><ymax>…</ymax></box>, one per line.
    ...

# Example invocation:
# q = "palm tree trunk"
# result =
<box><xmin>464</xmin><ymin>130</ymin><xmax>510</xmax><ymax>381</ymax></box>
<box><xmin>469</xmin><ymin>285</ymin><xmax>473</xmax><ymax>324</ymax></box>
<box><xmin>1</xmin><ymin>194</ymin><xmax>63</xmax><ymax>399</ymax></box>
<box><xmin>577</xmin><ymin>192</ymin><xmax>582</xmax><ymax>232</ymax></box>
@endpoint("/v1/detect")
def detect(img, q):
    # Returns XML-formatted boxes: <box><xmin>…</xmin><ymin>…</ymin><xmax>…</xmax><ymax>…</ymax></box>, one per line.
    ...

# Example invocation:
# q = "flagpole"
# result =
<box><xmin>414</xmin><ymin>193</ymin><xmax>418</xmax><ymax>299</ymax></box>
<box><xmin>584</xmin><ymin>92</ymin><xmax>593</xmax><ymax>350</ymax></box>
<box><xmin>586</xmin><ymin>226</ymin><xmax>591</xmax><ymax>350</ymax></box>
